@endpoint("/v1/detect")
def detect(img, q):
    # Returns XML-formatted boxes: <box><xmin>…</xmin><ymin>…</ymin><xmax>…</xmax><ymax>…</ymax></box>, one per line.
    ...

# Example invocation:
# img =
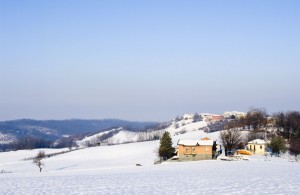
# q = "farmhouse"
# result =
<box><xmin>177</xmin><ymin>137</ymin><xmax>214</xmax><ymax>161</ymax></box>
<box><xmin>247</xmin><ymin>139</ymin><xmax>267</xmax><ymax>155</ymax></box>
<box><xmin>202</xmin><ymin>114</ymin><xmax>224</xmax><ymax>121</ymax></box>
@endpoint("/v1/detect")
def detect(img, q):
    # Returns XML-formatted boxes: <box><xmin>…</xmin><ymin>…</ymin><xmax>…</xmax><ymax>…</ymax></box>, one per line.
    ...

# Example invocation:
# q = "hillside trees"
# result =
<box><xmin>274</xmin><ymin>111</ymin><xmax>300</xmax><ymax>140</ymax></box>
<box><xmin>273</xmin><ymin>111</ymin><xmax>300</xmax><ymax>156</ymax></box>
<box><xmin>193</xmin><ymin>113</ymin><xmax>202</xmax><ymax>122</ymax></box>
<box><xmin>246</xmin><ymin>108</ymin><xmax>268</xmax><ymax>130</ymax></box>
<box><xmin>158</xmin><ymin>132</ymin><xmax>175</xmax><ymax>160</ymax></box>
<box><xmin>224</xmin><ymin>119</ymin><xmax>242</xmax><ymax>130</ymax></box>
<box><xmin>246</xmin><ymin>131</ymin><xmax>265</xmax><ymax>142</ymax></box>
<box><xmin>14</xmin><ymin>136</ymin><xmax>51</xmax><ymax>150</ymax></box>
<box><xmin>53</xmin><ymin>136</ymin><xmax>78</xmax><ymax>150</ymax></box>
<box><xmin>224</xmin><ymin>108</ymin><xmax>268</xmax><ymax>132</ymax></box>
<box><xmin>137</xmin><ymin>130</ymin><xmax>165</xmax><ymax>142</ymax></box>
<box><xmin>289</xmin><ymin>138</ymin><xmax>300</xmax><ymax>158</ymax></box>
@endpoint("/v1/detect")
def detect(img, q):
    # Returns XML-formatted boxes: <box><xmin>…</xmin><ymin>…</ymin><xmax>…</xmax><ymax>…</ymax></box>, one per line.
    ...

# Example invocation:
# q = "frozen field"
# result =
<box><xmin>1</xmin><ymin>139</ymin><xmax>300</xmax><ymax>194</ymax></box>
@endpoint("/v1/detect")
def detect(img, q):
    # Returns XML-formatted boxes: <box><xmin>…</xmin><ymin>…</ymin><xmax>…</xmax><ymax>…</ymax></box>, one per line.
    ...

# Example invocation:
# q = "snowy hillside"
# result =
<box><xmin>77</xmin><ymin>117</ymin><xmax>204</xmax><ymax>147</ymax></box>
<box><xmin>0</xmin><ymin>112</ymin><xmax>242</xmax><ymax>149</ymax></box>
<box><xmin>77</xmin><ymin>112</ymin><xmax>236</xmax><ymax>147</ymax></box>
<box><xmin>77</xmin><ymin>127</ymin><xmax>142</xmax><ymax>147</ymax></box>
<box><xmin>165</xmin><ymin>118</ymin><xmax>207</xmax><ymax>136</ymax></box>
<box><xmin>0</xmin><ymin>133</ymin><xmax>16</xmax><ymax>144</ymax></box>
<box><xmin>0</xmin><ymin>130</ymin><xmax>216</xmax><ymax>173</ymax></box>
<box><xmin>1</xmin><ymin>132</ymin><xmax>300</xmax><ymax>194</ymax></box>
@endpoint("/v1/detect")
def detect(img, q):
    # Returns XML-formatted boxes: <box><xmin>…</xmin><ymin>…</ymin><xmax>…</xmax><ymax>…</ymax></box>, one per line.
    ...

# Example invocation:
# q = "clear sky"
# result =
<box><xmin>1</xmin><ymin>0</ymin><xmax>300</xmax><ymax>122</ymax></box>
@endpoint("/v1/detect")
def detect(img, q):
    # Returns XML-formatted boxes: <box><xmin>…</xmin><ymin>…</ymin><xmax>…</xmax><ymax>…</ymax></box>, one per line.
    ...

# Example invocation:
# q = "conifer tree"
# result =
<box><xmin>268</xmin><ymin>136</ymin><xmax>287</xmax><ymax>156</ymax></box>
<box><xmin>159</xmin><ymin>132</ymin><xmax>175</xmax><ymax>160</ymax></box>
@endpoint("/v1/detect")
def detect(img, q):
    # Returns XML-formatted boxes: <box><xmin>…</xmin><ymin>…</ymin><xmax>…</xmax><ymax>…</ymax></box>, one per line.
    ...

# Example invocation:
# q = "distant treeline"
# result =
<box><xmin>225</xmin><ymin>108</ymin><xmax>300</xmax><ymax>140</ymax></box>
<box><xmin>0</xmin><ymin>135</ymin><xmax>82</xmax><ymax>151</ymax></box>
<box><xmin>0</xmin><ymin>119</ymin><xmax>158</xmax><ymax>135</ymax></box>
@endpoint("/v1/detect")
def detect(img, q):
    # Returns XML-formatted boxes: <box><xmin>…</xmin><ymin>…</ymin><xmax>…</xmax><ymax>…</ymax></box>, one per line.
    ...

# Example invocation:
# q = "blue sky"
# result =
<box><xmin>1</xmin><ymin>0</ymin><xmax>300</xmax><ymax>121</ymax></box>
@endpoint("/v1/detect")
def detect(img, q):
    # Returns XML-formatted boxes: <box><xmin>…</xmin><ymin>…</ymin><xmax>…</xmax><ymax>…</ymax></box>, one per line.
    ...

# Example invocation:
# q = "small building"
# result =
<box><xmin>202</xmin><ymin>114</ymin><xmax>224</xmax><ymax>121</ymax></box>
<box><xmin>247</xmin><ymin>139</ymin><xmax>267</xmax><ymax>155</ymax></box>
<box><xmin>177</xmin><ymin>137</ymin><xmax>213</xmax><ymax>161</ymax></box>
<box><xmin>211</xmin><ymin>115</ymin><xmax>224</xmax><ymax>121</ymax></box>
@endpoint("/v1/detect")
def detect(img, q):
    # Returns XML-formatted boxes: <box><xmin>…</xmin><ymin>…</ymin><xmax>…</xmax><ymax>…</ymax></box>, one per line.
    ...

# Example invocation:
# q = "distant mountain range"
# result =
<box><xmin>0</xmin><ymin>119</ymin><xmax>158</xmax><ymax>144</ymax></box>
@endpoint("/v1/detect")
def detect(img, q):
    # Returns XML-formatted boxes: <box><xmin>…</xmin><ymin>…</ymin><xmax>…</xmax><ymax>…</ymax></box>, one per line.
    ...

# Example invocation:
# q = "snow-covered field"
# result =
<box><xmin>1</xmin><ymin>132</ymin><xmax>300</xmax><ymax>194</ymax></box>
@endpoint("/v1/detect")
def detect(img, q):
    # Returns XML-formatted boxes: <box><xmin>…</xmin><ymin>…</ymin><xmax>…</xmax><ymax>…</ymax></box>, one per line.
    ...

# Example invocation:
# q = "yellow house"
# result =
<box><xmin>177</xmin><ymin>137</ymin><xmax>213</xmax><ymax>161</ymax></box>
<box><xmin>247</xmin><ymin>139</ymin><xmax>267</xmax><ymax>155</ymax></box>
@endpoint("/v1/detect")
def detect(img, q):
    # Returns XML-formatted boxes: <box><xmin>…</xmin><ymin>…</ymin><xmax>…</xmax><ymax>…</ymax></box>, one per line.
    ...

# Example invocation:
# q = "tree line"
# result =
<box><xmin>0</xmin><ymin>135</ymin><xmax>80</xmax><ymax>152</ymax></box>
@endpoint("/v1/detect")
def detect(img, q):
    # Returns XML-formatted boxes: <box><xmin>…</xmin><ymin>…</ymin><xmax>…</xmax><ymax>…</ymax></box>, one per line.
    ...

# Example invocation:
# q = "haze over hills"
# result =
<box><xmin>0</xmin><ymin>119</ymin><xmax>158</xmax><ymax>148</ymax></box>
<box><xmin>76</xmin><ymin>111</ymin><xmax>244</xmax><ymax>147</ymax></box>
<box><xmin>0</xmin><ymin>111</ymin><xmax>245</xmax><ymax>151</ymax></box>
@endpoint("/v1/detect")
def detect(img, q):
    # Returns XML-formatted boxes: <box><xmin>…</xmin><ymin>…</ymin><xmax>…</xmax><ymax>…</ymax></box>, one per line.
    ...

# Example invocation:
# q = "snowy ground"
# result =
<box><xmin>1</xmin><ymin>136</ymin><xmax>300</xmax><ymax>194</ymax></box>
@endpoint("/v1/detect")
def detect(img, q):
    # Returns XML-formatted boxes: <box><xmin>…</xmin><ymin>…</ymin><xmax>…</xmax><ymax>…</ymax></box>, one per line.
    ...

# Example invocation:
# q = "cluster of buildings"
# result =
<box><xmin>175</xmin><ymin>137</ymin><xmax>267</xmax><ymax>161</ymax></box>
<box><xmin>178</xmin><ymin>111</ymin><xmax>247</xmax><ymax>124</ymax></box>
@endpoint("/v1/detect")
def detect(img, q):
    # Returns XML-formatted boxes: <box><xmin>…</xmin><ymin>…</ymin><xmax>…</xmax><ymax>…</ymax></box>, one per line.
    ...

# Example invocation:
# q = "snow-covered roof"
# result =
<box><xmin>248</xmin><ymin>139</ymin><xmax>266</xmax><ymax>144</ymax></box>
<box><xmin>178</xmin><ymin>139</ymin><xmax>213</xmax><ymax>146</ymax></box>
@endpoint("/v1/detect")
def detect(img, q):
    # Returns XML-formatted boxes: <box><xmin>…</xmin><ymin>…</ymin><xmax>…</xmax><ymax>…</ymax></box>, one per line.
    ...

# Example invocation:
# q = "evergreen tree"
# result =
<box><xmin>159</xmin><ymin>132</ymin><xmax>175</xmax><ymax>160</ymax></box>
<box><xmin>268</xmin><ymin>136</ymin><xmax>287</xmax><ymax>156</ymax></box>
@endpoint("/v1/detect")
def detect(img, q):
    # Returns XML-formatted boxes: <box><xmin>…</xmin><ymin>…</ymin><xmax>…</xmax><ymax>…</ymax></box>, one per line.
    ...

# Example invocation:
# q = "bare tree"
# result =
<box><xmin>289</xmin><ymin>138</ymin><xmax>300</xmax><ymax>158</ymax></box>
<box><xmin>275</xmin><ymin>111</ymin><xmax>300</xmax><ymax>140</ymax></box>
<box><xmin>219</xmin><ymin>129</ymin><xmax>243</xmax><ymax>155</ymax></box>
<box><xmin>33</xmin><ymin>151</ymin><xmax>45</xmax><ymax>172</ymax></box>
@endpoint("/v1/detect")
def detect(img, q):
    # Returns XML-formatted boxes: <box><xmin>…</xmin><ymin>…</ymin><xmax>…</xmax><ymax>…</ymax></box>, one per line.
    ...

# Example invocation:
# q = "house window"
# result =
<box><xmin>260</xmin><ymin>145</ymin><xmax>262</xmax><ymax>149</ymax></box>
<box><xmin>185</xmin><ymin>147</ymin><xmax>190</xmax><ymax>154</ymax></box>
<box><xmin>192</xmin><ymin>147</ymin><xmax>196</xmax><ymax>153</ymax></box>
<box><xmin>250</xmin><ymin>145</ymin><xmax>252</xmax><ymax>150</ymax></box>
<box><xmin>205</xmin><ymin>147</ymin><xmax>208</xmax><ymax>152</ymax></box>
